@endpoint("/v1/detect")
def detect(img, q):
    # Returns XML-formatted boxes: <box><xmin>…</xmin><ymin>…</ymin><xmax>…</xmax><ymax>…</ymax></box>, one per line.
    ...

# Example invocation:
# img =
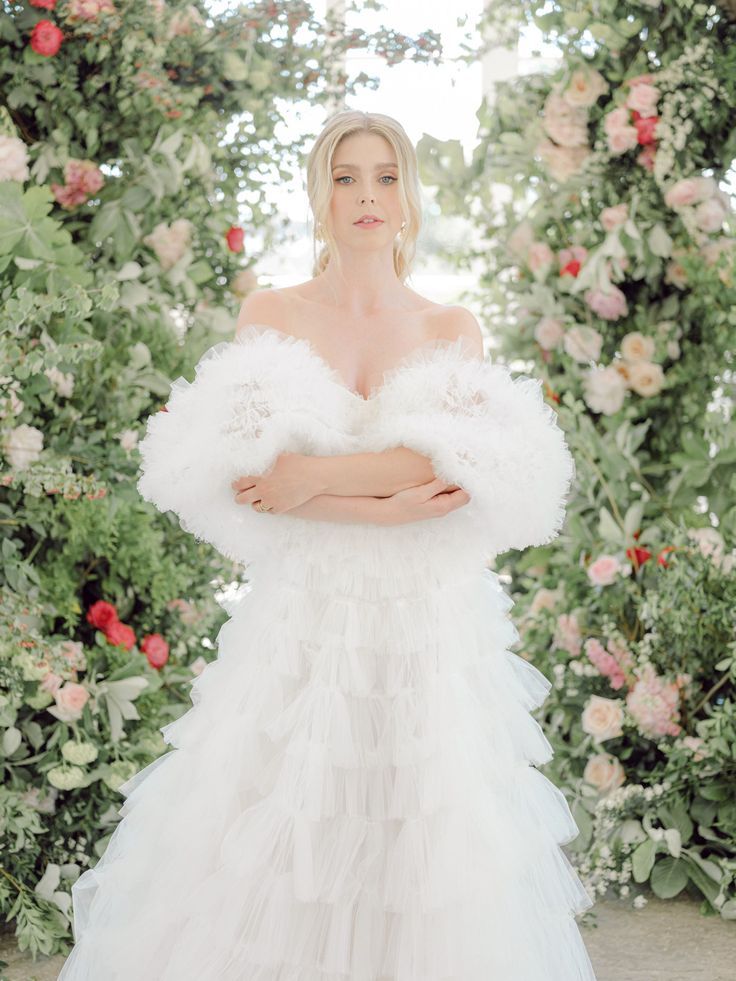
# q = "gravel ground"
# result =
<box><xmin>1</xmin><ymin>892</ymin><xmax>734</xmax><ymax>981</ymax></box>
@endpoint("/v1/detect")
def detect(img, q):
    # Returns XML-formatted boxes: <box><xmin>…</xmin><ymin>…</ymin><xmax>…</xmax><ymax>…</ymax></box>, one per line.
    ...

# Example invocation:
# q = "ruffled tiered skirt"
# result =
<box><xmin>59</xmin><ymin>522</ymin><xmax>596</xmax><ymax>980</ymax></box>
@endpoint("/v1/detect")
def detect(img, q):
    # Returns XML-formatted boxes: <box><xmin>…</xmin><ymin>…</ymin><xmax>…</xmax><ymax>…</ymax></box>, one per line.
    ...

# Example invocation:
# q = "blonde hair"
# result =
<box><xmin>306</xmin><ymin>109</ymin><xmax>422</xmax><ymax>283</ymax></box>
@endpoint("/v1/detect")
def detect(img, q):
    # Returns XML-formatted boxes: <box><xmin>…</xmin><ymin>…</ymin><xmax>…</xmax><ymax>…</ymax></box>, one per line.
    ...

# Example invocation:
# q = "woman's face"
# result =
<box><xmin>328</xmin><ymin>131</ymin><xmax>403</xmax><ymax>250</ymax></box>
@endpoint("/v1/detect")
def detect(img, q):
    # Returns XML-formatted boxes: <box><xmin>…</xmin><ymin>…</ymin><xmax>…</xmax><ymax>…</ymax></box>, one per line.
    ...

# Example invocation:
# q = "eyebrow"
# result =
<box><xmin>331</xmin><ymin>162</ymin><xmax>398</xmax><ymax>170</ymax></box>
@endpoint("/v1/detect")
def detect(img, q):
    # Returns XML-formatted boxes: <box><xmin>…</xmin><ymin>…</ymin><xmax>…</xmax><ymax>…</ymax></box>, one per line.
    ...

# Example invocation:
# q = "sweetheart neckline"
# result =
<box><xmin>234</xmin><ymin>321</ymin><xmax>481</xmax><ymax>402</ymax></box>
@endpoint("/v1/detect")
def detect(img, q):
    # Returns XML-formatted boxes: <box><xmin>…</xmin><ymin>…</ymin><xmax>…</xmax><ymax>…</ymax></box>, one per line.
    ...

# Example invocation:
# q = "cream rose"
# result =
<box><xmin>563</xmin><ymin>68</ymin><xmax>609</xmax><ymax>108</ymax></box>
<box><xmin>584</xmin><ymin>752</ymin><xmax>626</xmax><ymax>794</ymax></box>
<box><xmin>581</xmin><ymin>695</ymin><xmax>625</xmax><ymax>742</ymax></box>
<box><xmin>563</xmin><ymin>325</ymin><xmax>603</xmax><ymax>363</ymax></box>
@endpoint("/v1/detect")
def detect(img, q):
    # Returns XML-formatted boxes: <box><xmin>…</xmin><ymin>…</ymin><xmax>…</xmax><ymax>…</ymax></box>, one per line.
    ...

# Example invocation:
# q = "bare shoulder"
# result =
<box><xmin>234</xmin><ymin>288</ymin><xmax>288</xmax><ymax>339</ymax></box>
<box><xmin>434</xmin><ymin>305</ymin><xmax>485</xmax><ymax>359</ymax></box>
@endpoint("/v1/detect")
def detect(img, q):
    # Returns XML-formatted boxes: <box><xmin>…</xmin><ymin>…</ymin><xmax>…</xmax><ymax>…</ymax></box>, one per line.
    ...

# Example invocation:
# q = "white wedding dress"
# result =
<box><xmin>58</xmin><ymin>322</ymin><xmax>597</xmax><ymax>980</ymax></box>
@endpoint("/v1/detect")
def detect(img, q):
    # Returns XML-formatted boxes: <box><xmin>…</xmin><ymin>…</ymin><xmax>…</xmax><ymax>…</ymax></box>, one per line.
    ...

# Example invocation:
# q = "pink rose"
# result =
<box><xmin>600</xmin><ymin>204</ymin><xmax>628</xmax><ymax>231</ymax></box>
<box><xmin>585</xmin><ymin>285</ymin><xmax>628</xmax><ymax>320</ymax></box>
<box><xmin>664</xmin><ymin>176</ymin><xmax>717</xmax><ymax>210</ymax></box>
<box><xmin>51</xmin><ymin>682</ymin><xmax>90</xmax><ymax>722</ymax></box>
<box><xmin>626</xmin><ymin>83</ymin><xmax>659</xmax><ymax>117</ymax></box>
<box><xmin>527</xmin><ymin>241</ymin><xmax>555</xmax><ymax>274</ymax></box>
<box><xmin>40</xmin><ymin>671</ymin><xmax>63</xmax><ymax>695</ymax></box>
<box><xmin>587</xmin><ymin>554</ymin><xmax>622</xmax><ymax>586</ymax></box>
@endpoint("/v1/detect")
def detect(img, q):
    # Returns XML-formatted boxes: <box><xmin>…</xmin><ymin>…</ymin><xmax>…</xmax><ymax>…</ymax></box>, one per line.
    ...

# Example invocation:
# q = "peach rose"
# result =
<box><xmin>583</xmin><ymin>752</ymin><xmax>626</xmax><ymax>794</ymax></box>
<box><xmin>621</xmin><ymin>331</ymin><xmax>655</xmax><ymax>362</ymax></box>
<box><xmin>664</xmin><ymin>176</ymin><xmax>717</xmax><ymax>210</ymax></box>
<box><xmin>626</xmin><ymin>361</ymin><xmax>665</xmax><ymax>397</ymax></box>
<box><xmin>581</xmin><ymin>694</ymin><xmax>625</xmax><ymax>742</ymax></box>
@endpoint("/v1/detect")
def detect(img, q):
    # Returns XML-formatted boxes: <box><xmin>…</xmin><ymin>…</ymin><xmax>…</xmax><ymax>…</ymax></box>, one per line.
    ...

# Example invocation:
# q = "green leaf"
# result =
<box><xmin>632</xmin><ymin>838</ymin><xmax>656</xmax><ymax>882</ymax></box>
<box><xmin>650</xmin><ymin>857</ymin><xmax>688</xmax><ymax>898</ymax></box>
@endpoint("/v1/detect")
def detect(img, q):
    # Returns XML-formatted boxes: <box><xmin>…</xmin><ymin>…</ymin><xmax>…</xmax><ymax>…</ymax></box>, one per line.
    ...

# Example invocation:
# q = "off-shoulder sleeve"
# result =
<box><xmin>135</xmin><ymin>326</ymin><xmax>348</xmax><ymax>565</ymax></box>
<box><xmin>371</xmin><ymin>339</ymin><xmax>576</xmax><ymax>558</ymax></box>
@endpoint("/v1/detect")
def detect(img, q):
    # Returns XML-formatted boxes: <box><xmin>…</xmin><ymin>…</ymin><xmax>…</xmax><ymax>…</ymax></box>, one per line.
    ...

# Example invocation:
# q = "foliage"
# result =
<box><xmin>418</xmin><ymin>0</ymin><xmax>736</xmax><ymax>917</ymax></box>
<box><xmin>0</xmin><ymin>0</ymin><xmax>441</xmax><ymax>959</ymax></box>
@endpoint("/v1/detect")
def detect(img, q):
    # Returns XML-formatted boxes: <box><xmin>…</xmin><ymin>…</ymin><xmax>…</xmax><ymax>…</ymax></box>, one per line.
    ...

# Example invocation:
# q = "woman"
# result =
<box><xmin>59</xmin><ymin>109</ymin><xmax>597</xmax><ymax>980</ymax></box>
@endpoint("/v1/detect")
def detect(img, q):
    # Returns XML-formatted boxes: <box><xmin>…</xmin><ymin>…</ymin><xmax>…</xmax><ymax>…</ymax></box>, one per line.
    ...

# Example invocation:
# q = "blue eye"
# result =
<box><xmin>335</xmin><ymin>175</ymin><xmax>397</xmax><ymax>184</ymax></box>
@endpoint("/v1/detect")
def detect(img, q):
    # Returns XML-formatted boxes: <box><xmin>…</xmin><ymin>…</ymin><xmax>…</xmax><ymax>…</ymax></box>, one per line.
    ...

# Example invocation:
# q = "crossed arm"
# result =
<box><xmin>231</xmin><ymin>446</ymin><xmax>469</xmax><ymax>527</ymax></box>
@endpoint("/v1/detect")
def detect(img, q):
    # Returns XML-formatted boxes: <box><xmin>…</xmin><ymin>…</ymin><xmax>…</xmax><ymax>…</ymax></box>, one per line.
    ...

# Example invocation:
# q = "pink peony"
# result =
<box><xmin>626</xmin><ymin>664</ymin><xmax>682</xmax><ymax>738</ymax></box>
<box><xmin>664</xmin><ymin>176</ymin><xmax>717</xmax><ymax>210</ymax></box>
<box><xmin>554</xmin><ymin>612</ymin><xmax>583</xmax><ymax>657</ymax></box>
<box><xmin>40</xmin><ymin>671</ymin><xmax>64</xmax><ymax>695</ymax></box>
<box><xmin>584</xmin><ymin>638</ymin><xmax>626</xmax><ymax>690</ymax></box>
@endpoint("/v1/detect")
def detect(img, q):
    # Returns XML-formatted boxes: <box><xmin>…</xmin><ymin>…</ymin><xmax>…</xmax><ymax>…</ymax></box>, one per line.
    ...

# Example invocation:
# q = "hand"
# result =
<box><xmin>230</xmin><ymin>453</ymin><xmax>321</xmax><ymax>514</ymax></box>
<box><xmin>381</xmin><ymin>477</ymin><xmax>471</xmax><ymax>526</ymax></box>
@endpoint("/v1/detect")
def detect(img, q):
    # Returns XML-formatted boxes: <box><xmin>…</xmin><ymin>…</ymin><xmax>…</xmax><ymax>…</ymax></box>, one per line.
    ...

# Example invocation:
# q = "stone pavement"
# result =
<box><xmin>0</xmin><ymin>892</ymin><xmax>734</xmax><ymax>980</ymax></box>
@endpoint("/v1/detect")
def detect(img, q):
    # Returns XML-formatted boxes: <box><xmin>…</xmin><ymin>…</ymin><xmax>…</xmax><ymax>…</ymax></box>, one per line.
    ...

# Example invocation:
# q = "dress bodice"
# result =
<box><xmin>136</xmin><ymin>322</ymin><xmax>576</xmax><ymax>569</ymax></box>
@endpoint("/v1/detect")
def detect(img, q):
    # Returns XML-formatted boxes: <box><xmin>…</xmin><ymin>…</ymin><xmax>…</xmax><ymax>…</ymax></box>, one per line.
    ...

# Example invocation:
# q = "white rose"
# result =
<box><xmin>620</xmin><ymin>331</ymin><xmax>655</xmax><ymax>362</ymax></box>
<box><xmin>143</xmin><ymin>218</ymin><xmax>194</xmax><ymax>270</ymax></box>
<box><xmin>0</xmin><ymin>134</ymin><xmax>30</xmax><ymax>182</ymax></box>
<box><xmin>694</xmin><ymin>197</ymin><xmax>726</xmax><ymax>234</ymax></box>
<box><xmin>3</xmin><ymin>423</ymin><xmax>44</xmax><ymax>469</ymax></box>
<box><xmin>44</xmin><ymin>366</ymin><xmax>75</xmax><ymax>398</ymax></box>
<box><xmin>581</xmin><ymin>695</ymin><xmax>625</xmax><ymax>742</ymax></box>
<box><xmin>119</xmin><ymin>429</ymin><xmax>139</xmax><ymax>452</ymax></box>
<box><xmin>583</xmin><ymin>365</ymin><xmax>628</xmax><ymax>415</ymax></box>
<box><xmin>564</xmin><ymin>325</ymin><xmax>603</xmax><ymax>363</ymax></box>
<box><xmin>626</xmin><ymin>361</ymin><xmax>665</xmax><ymax>396</ymax></box>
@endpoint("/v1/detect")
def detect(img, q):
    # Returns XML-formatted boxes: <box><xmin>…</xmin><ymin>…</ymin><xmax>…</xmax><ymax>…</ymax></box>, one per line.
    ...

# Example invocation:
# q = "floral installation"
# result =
<box><xmin>0</xmin><ymin>0</ymin><xmax>442</xmax><ymax>960</ymax></box>
<box><xmin>423</xmin><ymin>0</ymin><xmax>736</xmax><ymax>918</ymax></box>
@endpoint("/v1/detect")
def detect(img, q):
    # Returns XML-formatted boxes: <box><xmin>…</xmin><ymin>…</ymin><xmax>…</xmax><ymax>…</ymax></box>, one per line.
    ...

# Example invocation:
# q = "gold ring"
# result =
<box><xmin>255</xmin><ymin>501</ymin><xmax>273</xmax><ymax>512</ymax></box>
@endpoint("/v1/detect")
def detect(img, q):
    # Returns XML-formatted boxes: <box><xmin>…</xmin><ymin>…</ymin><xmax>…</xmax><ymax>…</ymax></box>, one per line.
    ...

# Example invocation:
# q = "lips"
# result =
<box><xmin>354</xmin><ymin>216</ymin><xmax>383</xmax><ymax>224</ymax></box>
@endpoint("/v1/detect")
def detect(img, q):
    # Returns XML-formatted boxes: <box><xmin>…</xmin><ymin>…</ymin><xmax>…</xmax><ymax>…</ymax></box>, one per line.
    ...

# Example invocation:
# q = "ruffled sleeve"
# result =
<box><xmin>370</xmin><ymin>338</ymin><xmax>576</xmax><ymax>558</ymax></box>
<box><xmin>136</xmin><ymin>325</ymin><xmax>352</xmax><ymax>565</ymax></box>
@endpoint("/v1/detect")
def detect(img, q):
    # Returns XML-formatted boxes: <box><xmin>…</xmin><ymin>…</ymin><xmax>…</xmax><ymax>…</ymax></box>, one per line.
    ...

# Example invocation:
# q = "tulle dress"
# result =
<box><xmin>57</xmin><ymin>322</ymin><xmax>597</xmax><ymax>981</ymax></box>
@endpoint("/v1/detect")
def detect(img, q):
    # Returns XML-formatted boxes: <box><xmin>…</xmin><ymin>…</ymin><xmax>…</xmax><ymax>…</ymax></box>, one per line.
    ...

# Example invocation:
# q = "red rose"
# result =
<box><xmin>86</xmin><ymin>599</ymin><xmax>119</xmax><ymax>630</ymax></box>
<box><xmin>141</xmin><ymin>633</ymin><xmax>170</xmax><ymax>670</ymax></box>
<box><xmin>30</xmin><ymin>0</ymin><xmax>57</xmax><ymax>8</ymax></box>
<box><xmin>635</xmin><ymin>116</ymin><xmax>658</xmax><ymax>146</ymax></box>
<box><xmin>225</xmin><ymin>226</ymin><xmax>245</xmax><ymax>253</ymax></box>
<box><xmin>30</xmin><ymin>19</ymin><xmax>63</xmax><ymax>56</ymax></box>
<box><xmin>626</xmin><ymin>546</ymin><xmax>652</xmax><ymax>568</ymax></box>
<box><xmin>560</xmin><ymin>259</ymin><xmax>581</xmax><ymax>277</ymax></box>
<box><xmin>105</xmin><ymin>620</ymin><xmax>137</xmax><ymax>650</ymax></box>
